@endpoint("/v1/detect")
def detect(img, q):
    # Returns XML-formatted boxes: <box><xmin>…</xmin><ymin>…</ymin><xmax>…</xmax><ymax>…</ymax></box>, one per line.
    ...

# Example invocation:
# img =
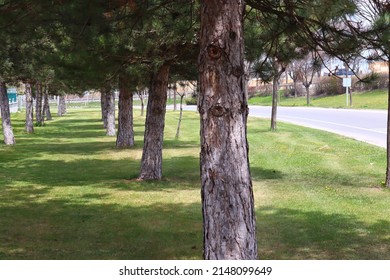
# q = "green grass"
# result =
<box><xmin>248</xmin><ymin>89</ymin><xmax>388</xmax><ymax>109</ymax></box>
<box><xmin>1</xmin><ymin>107</ymin><xmax>389</xmax><ymax>259</ymax></box>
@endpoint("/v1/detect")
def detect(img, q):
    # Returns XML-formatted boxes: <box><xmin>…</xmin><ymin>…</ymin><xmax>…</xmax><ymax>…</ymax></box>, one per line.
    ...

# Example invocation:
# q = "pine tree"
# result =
<box><xmin>199</xmin><ymin>0</ymin><xmax>257</xmax><ymax>259</ymax></box>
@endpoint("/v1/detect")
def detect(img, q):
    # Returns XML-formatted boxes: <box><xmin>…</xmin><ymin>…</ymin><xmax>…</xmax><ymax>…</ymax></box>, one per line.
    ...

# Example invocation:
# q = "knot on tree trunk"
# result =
<box><xmin>232</xmin><ymin>66</ymin><xmax>244</xmax><ymax>77</ymax></box>
<box><xmin>210</xmin><ymin>104</ymin><xmax>226</xmax><ymax>117</ymax></box>
<box><xmin>207</xmin><ymin>45</ymin><xmax>222</xmax><ymax>60</ymax></box>
<box><xmin>229</xmin><ymin>31</ymin><xmax>237</xmax><ymax>41</ymax></box>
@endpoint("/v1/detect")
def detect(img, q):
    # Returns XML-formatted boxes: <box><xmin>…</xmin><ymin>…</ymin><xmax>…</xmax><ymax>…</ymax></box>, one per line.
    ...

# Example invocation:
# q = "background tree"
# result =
<box><xmin>0</xmin><ymin>81</ymin><xmax>15</xmax><ymax>145</ymax></box>
<box><xmin>137</xmin><ymin>0</ymin><xmax>199</xmax><ymax>180</ymax></box>
<box><xmin>249</xmin><ymin>6</ymin><xmax>305</xmax><ymax>131</ymax></box>
<box><xmin>298</xmin><ymin>51</ymin><xmax>322</xmax><ymax>105</ymax></box>
<box><xmin>345</xmin><ymin>0</ymin><xmax>390</xmax><ymax>187</ymax></box>
<box><xmin>175</xmin><ymin>90</ymin><xmax>185</xmax><ymax>139</ymax></box>
<box><xmin>116</xmin><ymin>72</ymin><xmax>134</xmax><ymax>148</ymax></box>
<box><xmin>287</xmin><ymin>61</ymin><xmax>303</xmax><ymax>98</ymax></box>
<box><xmin>25</xmin><ymin>83</ymin><xmax>34</xmax><ymax>133</ymax></box>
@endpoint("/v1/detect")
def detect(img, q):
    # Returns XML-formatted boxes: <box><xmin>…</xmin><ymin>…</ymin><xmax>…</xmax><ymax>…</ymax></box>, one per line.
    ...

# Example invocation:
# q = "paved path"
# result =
<box><xmin>181</xmin><ymin>105</ymin><xmax>388</xmax><ymax>148</ymax></box>
<box><xmin>248</xmin><ymin>106</ymin><xmax>387</xmax><ymax>148</ymax></box>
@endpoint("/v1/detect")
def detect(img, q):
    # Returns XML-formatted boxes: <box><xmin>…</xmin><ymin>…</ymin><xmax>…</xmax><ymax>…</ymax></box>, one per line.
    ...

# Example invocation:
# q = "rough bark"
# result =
<box><xmin>25</xmin><ymin>83</ymin><xmax>34</xmax><ymax>133</ymax></box>
<box><xmin>139</xmin><ymin>63</ymin><xmax>170</xmax><ymax>180</ymax></box>
<box><xmin>116</xmin><ymin>74</ymin><xmax>134</xmax><ymax>147</ymax></box>
<box><xmin>0</xmin><ymin>82</ymin><xmax>16</xmax><ymax>145</ymax></box>
<box><xmin>199</xmin><ymin>0</ymin><xmax>257</xmax><ymax>260</ymax></box>
<box><xmin>102</xmin><ymin>86</ymin><xmax>116</xmax><ymax>137</ymax></box>
<box><xmin>43</xmin><ymin>86</ymin><xmax>52</xmax><ymax>121</ymax></box>
<box><xmin>57</xmin><ymin>95</ymin><xmax>66</xmax><ymax>116</ymax></box>
<box><xmin>101</xmin><ymin>91</ymin><xmax>108</xmax><ymax>127</ymax></box>
<box><xmin>35</xmin><ymin>83</ymin><xmax>44</xmax><ymax>126</ymax></box>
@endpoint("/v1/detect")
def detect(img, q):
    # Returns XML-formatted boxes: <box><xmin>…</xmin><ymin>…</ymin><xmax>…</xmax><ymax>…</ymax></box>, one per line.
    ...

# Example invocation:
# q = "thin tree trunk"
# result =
<box><xmin>43</xmin><ymin>86</ymin><xmax>52</xmax><ymax>120</ymax></box>
<box><xmin>173</xmin><ymin>85</ymin><xmax>177</xmax><ymax>111</ymax></box>
<box><xmin>199</xmin><ymin>0</ymin><xmax>257</xmax><ymax>260</ymax></box>
<box><xmin>175</xmin><ymin>94</ymin><xmax>184</xmax><ymax>139</ymax></box>
<box><xmin>35</xmin><ymin>83</ymin><xmax>43</xmax><ymax>126</ymax></box>
<box><xmin>25</xmin><ymin>83</ymin><xmax>34</xmax><ymax>133</ymax></box>
<box><xmin>349</xmin><ymin>88</ymin><xmax>353</xmax><ymax>106</ymax></box>
<box><xmin>0</xmin><ymin>82</ymin><xmax>16</xmax><ymax>145</ymax></box>
<box><xmin>116</xmin><ymin>74</ymin><xmax>134</xmax><ymax>147</ymax></box>
<box><xmin>345</xmin><ymin>62</ymin><xmax>352</xmax><ymax>107</ymax></box>
<box><xmin>293</xmin><ymin>79</ymin><xmax>298</xmax><ymax>98</ymax></box>
<box><xmin>103</xmin><ymin>86</ymin><xmax>116</xmax><ymax>137</ymax></box>
<box><xmin>139</xmin><ymin>63</ymin><xmax>170</xmax><ymax>180</ymax></box>
<box><xmin>305</xmin><ymin>86</ymin><xmax>310</xmax><ymax>105</ymax></box>
<box><xmin>270</xmin><ymin>76</ymin><xmax>279</xmax><ymax>131</ymax></box>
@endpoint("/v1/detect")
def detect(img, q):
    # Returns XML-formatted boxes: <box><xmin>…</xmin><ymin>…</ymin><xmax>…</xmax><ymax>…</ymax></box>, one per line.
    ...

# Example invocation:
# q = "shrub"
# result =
<box><xmin>185</xmin><ymin>97</ymin><xmax>197</xmax><ymax>105</ymax></box>
<box><xmin>314</xmin><ymin>76</ymin><xmax>344</xmax><ymax>96</ymax></box>
<box><xmin>353</xmin><ymin>73</ymin><xmax>389</xmax><ymax>92</ymax></box>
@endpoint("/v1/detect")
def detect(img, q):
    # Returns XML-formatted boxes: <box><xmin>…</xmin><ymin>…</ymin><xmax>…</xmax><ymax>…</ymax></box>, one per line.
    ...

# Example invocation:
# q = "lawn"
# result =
<box><xmin>1</xmin><ymin>107</ymin><xmax>389</xmax><ymax>259</ymax></box>
<box><xmin>248</xmin><ymin>89</ymin><xmax>388</xmax><ymax>109</ymax></box>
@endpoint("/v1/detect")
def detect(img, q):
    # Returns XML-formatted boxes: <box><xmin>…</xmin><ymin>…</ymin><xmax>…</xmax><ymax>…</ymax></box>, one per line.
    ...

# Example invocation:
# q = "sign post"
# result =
<box><xmin>343</xmin><ymin>77</ymin><xmax>351</xmax><ymax>107</ymax></box>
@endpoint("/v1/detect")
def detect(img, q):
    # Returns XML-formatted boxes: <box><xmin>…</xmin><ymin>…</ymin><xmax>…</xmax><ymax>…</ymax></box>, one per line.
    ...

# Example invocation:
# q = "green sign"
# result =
<box><xmin>7</xmin><ymin>88</ymin><xmax>17</xmax><ymax>103</ymax></box>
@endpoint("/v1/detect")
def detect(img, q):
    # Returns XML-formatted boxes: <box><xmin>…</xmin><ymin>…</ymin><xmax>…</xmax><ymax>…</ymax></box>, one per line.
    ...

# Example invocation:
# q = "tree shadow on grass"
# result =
<box><xmin>2</xmin><ymin>194</ymin><xmax>390</xmax><ymax>260</ymax></box>
<box><xmin>1</xmin><ymin>154</ymin><xmax>202</xmax><ymax>192</ymax></box>
<box><xmin>251</xmin><ymin>167</ymin><xmax>283</xmax><ymax>180</ymax></box>
<box><xmin>257</xmin><ymin>206</ymin><xmax>390</xmax><ymax>259</ymax></box>
<box><xmin>0</xmin><ymin>199</ymin><xmax>203</xmax><ymax>260</ymax></box>
<box><xmin>1</xmin><ymin>142</ymin><xmax>119</xmax><ymax>163</ymax></box>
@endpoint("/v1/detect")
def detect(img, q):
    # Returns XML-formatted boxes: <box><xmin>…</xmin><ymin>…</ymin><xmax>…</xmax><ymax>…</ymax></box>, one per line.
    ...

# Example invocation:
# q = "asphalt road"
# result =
<box><xmin>249</xmin><ymin>106</ymin><xmax>387</xmax><ymax>148</ymax></box>
<box><xmin>181</xmin><ymin>105</ymin><xmax>388</xmax><ymax>148</ymax></box>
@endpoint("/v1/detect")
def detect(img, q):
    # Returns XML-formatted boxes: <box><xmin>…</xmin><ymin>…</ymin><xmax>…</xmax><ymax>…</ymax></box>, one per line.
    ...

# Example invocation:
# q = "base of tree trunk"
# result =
<box><xmin>0</xmin><ymin>82</ymin><xmax>16</xmax><ymax>145</ymax></box>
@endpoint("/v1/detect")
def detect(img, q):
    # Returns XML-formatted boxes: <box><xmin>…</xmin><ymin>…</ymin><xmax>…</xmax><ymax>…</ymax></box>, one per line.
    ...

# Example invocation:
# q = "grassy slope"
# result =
<box><xmin>1</xmin><ymin>108</ymin><xmax>389</xmax><ymax>259</ymax></box>
<box><xmin>248</xmin><ymin>89</ymin><xmax>388</xmax><ymax>109</ymax></box>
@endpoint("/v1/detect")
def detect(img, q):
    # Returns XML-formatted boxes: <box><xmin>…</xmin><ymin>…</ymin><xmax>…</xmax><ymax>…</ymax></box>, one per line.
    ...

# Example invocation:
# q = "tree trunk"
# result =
<box><xmin>140</xmin><ymin>90</ymin><xmax>145</xmax><ymax>116</ymax></box>
<box><xmin>101</xmin><ymin>91</ymin><xmax>107</xmax><ymax>127</ymax></box>
<box><xmin>139</xmin><ymin>63</ymin><xmax>170</xmax><ymax>180</ymax></box>
<box><xmin>0</xmin><ymin>82</ymin><xmax>16</xmax><ymax>145</ymax></box>
<box><xmin>35</xmin><ymin>83</ymin><xmax>43</xmax><ymax>126</ymax></box>
<box><xmin>175</xmin><ymin>94</ymin><xmax>184</xmax><ymax>139</ymax></box>
<box><xmin>293</xmin><ymin>79</ymin><xmax>298</xmax><ymax>98</ymax></box>
<box><xmin>349</xmin><ymin>88</ymin><xmax>353</xmax><ymax>106</ymax></box>
<box><xmin>199</xmin><ymin>0</ymin><xmax>257</xmax><ymax>260</ymax></box>
<box><xmin>305</xmin><ymin>86</ymin><xmax>310</xmax><ymax>105</ymax></box>
<box><xmin>270</xmin><ymin>76</ymin><xmax>279</xmax><ymax>131</ymax></box>
<box><xmin>57</xmin><ymin>95</ymin><xmax>66</xmax><ymax>116</ymax></box>
<box><xmin>25</xmin><ymin>83</ymin><xmax>34</xmax><ymax>133</ymax></box>
<box><xmin>103</xmin><ymin>86</ymin><xmax>116</xmax><ymax>137</ymax></box>
<box><xmin>116</xmin><ymin>74</ymin><xmax>134</xmax><ymax>147</ymax></box>
<box><xmin>173</xmin><ymin>85</ymin><xmax>177</xmax><ymax>111</ymax></box>
<box><xmin>43</xmin><ymin>86</ymin><xmax>52</xmax><ymax>120</ymax></box>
